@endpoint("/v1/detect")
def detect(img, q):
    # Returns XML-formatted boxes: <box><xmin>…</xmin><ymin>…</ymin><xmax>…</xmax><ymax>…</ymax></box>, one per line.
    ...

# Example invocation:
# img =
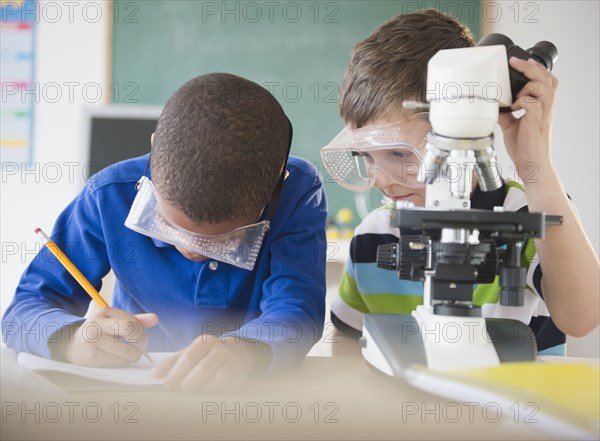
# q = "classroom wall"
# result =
<box><xmin>483</xmin><ymin>0</ymin><xmax>600</xmax><ymax>357</ymax></box>
<box><xmin>1</xmin><ymin>1</ymin><xmax>110</xmax><ymax>317</ymax></box>
<box><xmin>1</xmin><ymin>1</ymin><xmax>598</xmax><ymax>356</ymax></box>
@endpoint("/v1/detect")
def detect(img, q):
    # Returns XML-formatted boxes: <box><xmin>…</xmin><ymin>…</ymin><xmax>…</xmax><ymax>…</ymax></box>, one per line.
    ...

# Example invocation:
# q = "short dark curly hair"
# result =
<box><xmin>151</xmin><ymin>73</ymin><xmax>290</xmax><ymax>224</ymax></box>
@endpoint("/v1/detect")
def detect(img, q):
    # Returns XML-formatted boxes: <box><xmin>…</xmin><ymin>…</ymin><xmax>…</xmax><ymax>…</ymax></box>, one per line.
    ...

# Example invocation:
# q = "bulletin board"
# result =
<box><xmin>0</xmin><ymin>0</ymin><xmax>36</xmax><ymax>165</ymax></box>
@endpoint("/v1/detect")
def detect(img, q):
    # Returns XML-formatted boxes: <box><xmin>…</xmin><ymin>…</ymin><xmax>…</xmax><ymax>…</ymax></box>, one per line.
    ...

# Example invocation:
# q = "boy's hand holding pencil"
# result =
<box><xmin>51</xmin><ymin>307</ymin><xmax>159</xmax><ymax>367</ymax></box>
<box><xmin>36</xmin><ymin>228</ymin><xmax>159</xmax><ymax>367</ymax></box>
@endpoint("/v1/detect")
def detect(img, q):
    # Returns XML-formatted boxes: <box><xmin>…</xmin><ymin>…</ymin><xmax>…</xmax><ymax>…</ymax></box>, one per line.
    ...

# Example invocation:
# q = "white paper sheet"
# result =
<box><xmin>17</xmin><ymin>352</ymin><xmax>175</xmax><ymax>386</ymax></box>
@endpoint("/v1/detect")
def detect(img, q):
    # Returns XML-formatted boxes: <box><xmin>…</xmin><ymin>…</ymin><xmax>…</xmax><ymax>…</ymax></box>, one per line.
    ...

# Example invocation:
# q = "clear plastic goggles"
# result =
<box><xmin>320</xmin><ymin>116</ymin><xmax>431</xmax><ymax>192</ymax></box>
<box><xmin>124</xmin><ymin>176</ymin><xmax>269</xmax><ymax>270</ymax></box>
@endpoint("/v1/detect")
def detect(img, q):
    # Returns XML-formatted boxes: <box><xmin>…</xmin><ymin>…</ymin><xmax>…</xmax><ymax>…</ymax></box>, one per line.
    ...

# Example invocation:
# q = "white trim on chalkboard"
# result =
<box><xmin>78</xmin><ymin>105</ymin><xmax>163</xmax><ymax>172</ymax></box>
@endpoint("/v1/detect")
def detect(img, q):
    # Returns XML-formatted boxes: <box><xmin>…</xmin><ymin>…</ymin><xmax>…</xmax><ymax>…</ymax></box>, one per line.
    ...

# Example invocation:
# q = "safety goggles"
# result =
<box><xmin>125</xmin><ymin>119</ymin><xmax>293</xmax><ymax>271</ymax></box>
<box><xmin>124</xmin><ymin>176</ymin><xmax>270</xmax><ymax>270</ymax></box>
<box><xmin>320</xmin><ymin>115</ymin><xmax>431</xmax><ymax>192</ymax></box>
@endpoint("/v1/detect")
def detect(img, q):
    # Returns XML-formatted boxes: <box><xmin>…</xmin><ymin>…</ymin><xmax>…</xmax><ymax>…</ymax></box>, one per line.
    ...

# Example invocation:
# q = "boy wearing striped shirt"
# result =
<box><xmin>321</xmin><ymin>10</ymin><xmax>599</xmax><ymax>355</ymax></box>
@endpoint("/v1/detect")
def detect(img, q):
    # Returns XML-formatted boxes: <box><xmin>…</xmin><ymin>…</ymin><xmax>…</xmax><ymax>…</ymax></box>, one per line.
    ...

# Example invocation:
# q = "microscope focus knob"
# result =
<box><xmin>499</xmin><ymin>266</ymin><xmax>527</xmax><ymax>306</ymax></box>
<box><xmin>377</xmin><ymin>237</ymin><xmax>428</xmax><ymax>281</ymax></box>
<box><xmin>398</xmin><ymin>237</ymin><xmax>428</xmax><ymax>281</ymax></box>
<box><xmin>474</xmin><ymin>240</ymin><xmax>498</xmax><ymax>284</ymax></box>
<box><xmin>376</xmin><ymin>243</ymin><xmax>399</xmax><ymax>271</ymax></box>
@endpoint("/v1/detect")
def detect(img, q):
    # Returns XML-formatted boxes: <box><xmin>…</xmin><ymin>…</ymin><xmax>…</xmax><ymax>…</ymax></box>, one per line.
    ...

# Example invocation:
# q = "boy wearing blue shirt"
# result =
<box><xmin>321</xmin><ymin>10</ymin><xmax>599</xmax><ymax>354</ymax></box>
<box><xmin>3</xmin><ymin>73</ymin><xmax>327</xmax><ymax>393</ymax></box>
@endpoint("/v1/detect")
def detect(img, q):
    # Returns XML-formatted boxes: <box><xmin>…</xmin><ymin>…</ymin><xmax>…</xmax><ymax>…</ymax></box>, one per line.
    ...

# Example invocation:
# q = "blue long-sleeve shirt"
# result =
<box><xmin>2</xmin><ymin>154</ymin><xmax>327</xmax><ymax>371</ymax></box>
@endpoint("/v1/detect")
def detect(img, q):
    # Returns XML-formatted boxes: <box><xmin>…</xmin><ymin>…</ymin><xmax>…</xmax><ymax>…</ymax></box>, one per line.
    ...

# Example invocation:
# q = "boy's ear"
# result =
<box><xmin>150</xmin><ymin>132</ymin><xmax>155</xmax><ymax>146</ymax></box>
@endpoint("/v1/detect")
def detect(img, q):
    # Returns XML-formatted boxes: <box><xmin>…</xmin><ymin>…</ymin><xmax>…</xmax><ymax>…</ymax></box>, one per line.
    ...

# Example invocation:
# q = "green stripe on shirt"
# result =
<box><xmin>339</xmin><ymin>271</ymin><xmax>369</xmax><ymax>313</ymax></box>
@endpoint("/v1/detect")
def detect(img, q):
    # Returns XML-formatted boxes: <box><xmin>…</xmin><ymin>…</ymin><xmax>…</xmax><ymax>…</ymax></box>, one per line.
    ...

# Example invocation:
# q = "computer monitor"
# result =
<box><xmin>81</xmin><ymin>105</ymin><xmax>162</xmax><ymax>178</ymax></box>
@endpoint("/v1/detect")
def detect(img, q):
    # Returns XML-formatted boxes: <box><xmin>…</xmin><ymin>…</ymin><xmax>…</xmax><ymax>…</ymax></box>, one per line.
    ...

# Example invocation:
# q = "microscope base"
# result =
<box><xmin>360</xmin><ymin>312</ymin><xmax>537</xmax><ymax>377</ymax></box>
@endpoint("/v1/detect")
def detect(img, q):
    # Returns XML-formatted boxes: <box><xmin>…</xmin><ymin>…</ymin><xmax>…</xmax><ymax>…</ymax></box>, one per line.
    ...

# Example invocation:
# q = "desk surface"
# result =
<box><xmin>2</xmin><ymin>348</ymin><xmax>569</xmax><ymax>441</ymax></box>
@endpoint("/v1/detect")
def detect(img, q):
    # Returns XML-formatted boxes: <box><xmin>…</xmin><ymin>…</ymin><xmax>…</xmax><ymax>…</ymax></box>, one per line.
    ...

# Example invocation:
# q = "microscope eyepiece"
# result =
<box><xmin>477</xmin><ymin>33</ymin><xmax>558</xmax><ymax>104</ymax></box>
<box><xmin>527</xmin><ymin>41</ymin><xmax>558</xmax><ymax>70</ymax></box>
<box><xmin>476</xmin><ymin>33</ymin><xmax>516</xmax><ymax>50</ymax></box>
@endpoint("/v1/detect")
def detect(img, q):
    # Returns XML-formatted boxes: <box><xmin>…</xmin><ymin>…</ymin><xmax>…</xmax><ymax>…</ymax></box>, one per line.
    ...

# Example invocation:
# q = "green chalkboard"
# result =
<box><xmin>113</xmin><ymin>0</ymin><xmax>480</xmax><ymax>226</ymax></box>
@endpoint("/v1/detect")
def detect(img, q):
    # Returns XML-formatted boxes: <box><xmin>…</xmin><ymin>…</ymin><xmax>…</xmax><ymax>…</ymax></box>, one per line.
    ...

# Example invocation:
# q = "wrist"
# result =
<box><xmin>522</xmin><ymin>166</ymin><xmax>568</xmax><ymax>213</ymax></box>
<box><xmin>224</xmin><ymin>336</ymin><xmax>272</xmax><ymax>374</ymax></box>
<box><xmin>513</xmin><ymin>158</ymin><xmax>555</xmax><ymax>185</ymax></box>
<box><xmin>48</xmin><ymin>323</ymin><xmax>82</xmax><ymax>362</ymax></box>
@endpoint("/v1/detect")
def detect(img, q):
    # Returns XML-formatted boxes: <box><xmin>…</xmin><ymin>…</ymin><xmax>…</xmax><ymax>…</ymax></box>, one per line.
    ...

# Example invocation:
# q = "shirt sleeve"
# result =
<box><xmin>222</xmin><ymin>163</ymin><xmax>327</xmax><ymax>372</ymax></box>
<box><xmin>524</xmin><ymin>195</ymin><xmax>580</xmax><ymax>302</ymax></box>
<box><xmin>330</xmin><ymin>240</ymin><xmax>368</xmax><ymax>336</ymax></box>
<box><xmin>2</xmin><ymin>182</ymin><xmax>111</xmax><ymax>358</ymax></box>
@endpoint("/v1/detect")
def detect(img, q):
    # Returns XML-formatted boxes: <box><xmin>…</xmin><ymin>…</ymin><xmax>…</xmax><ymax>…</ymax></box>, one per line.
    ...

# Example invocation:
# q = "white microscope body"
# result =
<box><xmin>361</xmin><ymin>41</ymin><xmax>559</xmax><ymax>375</ymax></box>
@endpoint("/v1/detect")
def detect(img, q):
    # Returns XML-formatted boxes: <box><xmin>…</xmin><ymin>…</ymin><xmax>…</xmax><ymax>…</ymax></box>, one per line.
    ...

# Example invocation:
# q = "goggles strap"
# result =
<box><xmin>264</xmin><ymin>117</ymin><xmax>293</xmax><ymax>220</ymax></box>
<box><xmin>136</xmin><ymin>155</ymin><xmax>152</xmax><ymax>190</ymax></box>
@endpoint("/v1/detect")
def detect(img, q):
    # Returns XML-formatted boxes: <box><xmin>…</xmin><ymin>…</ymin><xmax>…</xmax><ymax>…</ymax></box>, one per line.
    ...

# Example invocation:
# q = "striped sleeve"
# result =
<box><xmin>331</xmin><ymin>207</ymin><xmax>424</xmax><ymax>335</ymax></box>
<box><xmin>331</xmin><ymin>207</ymin><xmax>395</xmax><ymax>336</ymax></box>
<box><xmin>331</xmin><ymin>256</ymin><xmax>366</xmax><ymax>335</ymax></box>
<box><xmin>482</xmin><ymin>180</ymin><xmax>566</xmax><ymax>352</ymax></box>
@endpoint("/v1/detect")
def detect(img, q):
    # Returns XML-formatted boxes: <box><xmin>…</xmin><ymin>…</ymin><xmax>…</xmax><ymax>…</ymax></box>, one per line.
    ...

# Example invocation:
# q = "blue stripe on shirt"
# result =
<box><xmin>354</xmin><ymin>262</ymin><xmax>424</xmax><ymax>296</ymax></box>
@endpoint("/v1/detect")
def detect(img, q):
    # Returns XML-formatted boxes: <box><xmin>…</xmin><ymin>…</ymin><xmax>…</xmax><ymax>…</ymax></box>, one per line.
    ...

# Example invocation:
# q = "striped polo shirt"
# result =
<box><xmin>332</xmin><ymin>180</ymin><xmax>566</xmax><ymax>355</ymax></box>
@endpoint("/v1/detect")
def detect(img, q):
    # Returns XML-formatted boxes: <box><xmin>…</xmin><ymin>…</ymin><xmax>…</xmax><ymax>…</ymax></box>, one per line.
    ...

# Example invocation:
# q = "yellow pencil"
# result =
<box><xmin>35</xmin><ymin>228</ymin><xmax>153</xmax><ymax>362</ymax></box>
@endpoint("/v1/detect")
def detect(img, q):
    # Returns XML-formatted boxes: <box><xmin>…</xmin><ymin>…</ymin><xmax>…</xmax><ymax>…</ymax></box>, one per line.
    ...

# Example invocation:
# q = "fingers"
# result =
<box><xmin>151</xmin><ymin>351</ymin><xmax>182</xmax><ymax>379</ymax></box>
<box><xmin>509</xmin><ymin>57</ymin><xmax>558</xmax><ymax>113</ymax></box>
<box><xmin>498</xmin><ymin>112</ymin><xmax>516</xmax><ymax>130</ymax></box>
<box><xmin>95</xmin><ymin>329</ymin><xmax>143</xmax><ymax>362</ymax></box>
<box><xmin>154</xmin><ymin>336</ymin><xmax>249</xmax><ymax>394</ymax></box>
<box><xmin>67</xmin><ymin>307</ymin><xmax>155</xmax><ymax>366</ymax></box>
<box><xmin>63</xmin><ymin>308</ymin><xmax>158</xmax><ymax>367</ymax></box>
<box><xmin>68</xmin><ymin>325</ymin><xmax>140</xmax><ymax>367</ymax></box>
<box><xmin>95</xmin><ymin>307</ymin><xmax>150</xmax><ymax>351</ymax></box>
<box><xmin>161</xmin><ymin>337</ymin><xmax>214</xmax><ymax>390</ymax></box>
<box><xmin>201</xmin><ymin>360</ymin><xmax>247</xmax><ymax>394</ymax></box>
<box><xmin>178</xmin><ymin>351</ymin><xmax>229</xmax><ymax>393</ymax></box>
<box><xmin>71</xmin><ymin>319</ymin><xmax>143</xmax><ymax>365</ymax></box>
<box><xmin>135</xmin><ymin>313</ymin><xmax>160</xmax><ymax>328</ymax></box>
<box><xmin>509</xmin><ymin>56</ymin><xmax>556</xmax><ymax>86</ymax></box>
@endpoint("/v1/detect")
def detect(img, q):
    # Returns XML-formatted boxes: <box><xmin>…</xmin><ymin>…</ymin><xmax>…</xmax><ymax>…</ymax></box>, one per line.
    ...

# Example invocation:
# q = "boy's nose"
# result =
<box><xmin>374</xmin><ymin>172</ymin><xmax>397</xmax><ymax>190</ymax></box>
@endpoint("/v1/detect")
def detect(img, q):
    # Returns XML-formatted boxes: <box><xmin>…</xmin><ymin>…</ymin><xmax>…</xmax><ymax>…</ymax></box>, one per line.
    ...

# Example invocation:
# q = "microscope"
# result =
<box><xmin>360</xmin><ymin>34</ymin><xmax>563</xmax><ymax>376</ymax></box>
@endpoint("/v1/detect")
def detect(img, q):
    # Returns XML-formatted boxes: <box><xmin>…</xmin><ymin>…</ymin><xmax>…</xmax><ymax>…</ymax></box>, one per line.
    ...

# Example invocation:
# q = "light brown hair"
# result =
<box><xmin>339</xmin><ymin>9</ymin><xmax>476</xmax><ymax>128</ymax></box>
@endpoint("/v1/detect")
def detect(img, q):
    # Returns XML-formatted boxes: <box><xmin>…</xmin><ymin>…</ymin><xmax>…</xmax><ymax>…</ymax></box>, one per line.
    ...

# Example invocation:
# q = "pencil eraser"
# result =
<box><xmin>34</xmin><ymin>228</ymin><xmax>41</xmax><ymax>234</ymax></box>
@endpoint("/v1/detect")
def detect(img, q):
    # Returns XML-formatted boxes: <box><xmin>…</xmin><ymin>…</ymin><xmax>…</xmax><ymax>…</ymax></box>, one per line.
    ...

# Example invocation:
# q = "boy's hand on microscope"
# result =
<box><xmin>51</xmin><ymin>307</ymin><xmax>159</xmax><ymax>367</ymax></box>
<box><xmin>499</xmin><ymin>56</ymin><xmax>559</xmax><ymax>181</ymax></box>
